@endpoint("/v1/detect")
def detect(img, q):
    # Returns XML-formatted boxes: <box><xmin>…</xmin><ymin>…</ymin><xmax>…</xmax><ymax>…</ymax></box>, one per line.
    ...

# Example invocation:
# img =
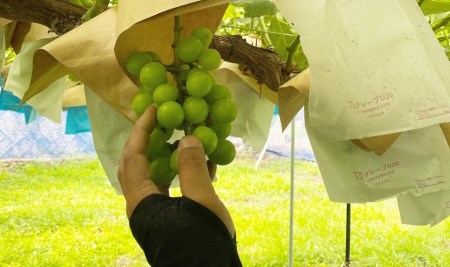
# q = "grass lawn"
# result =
<box><xmin>0</xmin><ymin>154</ymin><xmax>449</xmax><ymax>267</ymax></box>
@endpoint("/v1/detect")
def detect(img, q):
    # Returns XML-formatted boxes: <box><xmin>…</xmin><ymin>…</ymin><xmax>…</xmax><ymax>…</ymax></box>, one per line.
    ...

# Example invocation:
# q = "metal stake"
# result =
<box><xmin>345</xmin><ymin>203</ymin><xmax>351</xmax><ymax>266</ymax></box>
<box><xmin>288</xmin><ymin>117</ymin><xmax>295</xmax><ymax>267</ymax></box>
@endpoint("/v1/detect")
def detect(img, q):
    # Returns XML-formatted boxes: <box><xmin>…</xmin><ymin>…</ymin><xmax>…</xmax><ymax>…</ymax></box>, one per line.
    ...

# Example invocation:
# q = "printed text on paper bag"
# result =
<box><xmin>346</xmin><ymin>91</ymin><xmax>393</xmax><ymax>119</ymax></box>
<box><xmin>353</xmin><ymin>161</ymin><xmax>399</xmax><ymax>187</ymax></box>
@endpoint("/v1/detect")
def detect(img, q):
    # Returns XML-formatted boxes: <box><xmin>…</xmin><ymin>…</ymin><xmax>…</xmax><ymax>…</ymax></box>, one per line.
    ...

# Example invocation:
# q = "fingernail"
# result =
<box><xmin>179</xmin><ymin>136</ymin><xmax>201</xmax><ymax>150</ymax></box>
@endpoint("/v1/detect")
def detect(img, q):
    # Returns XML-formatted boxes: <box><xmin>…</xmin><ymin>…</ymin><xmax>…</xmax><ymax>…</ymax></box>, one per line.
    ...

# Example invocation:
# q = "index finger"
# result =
<box><xmin>124</xmin><ymin>105</ymin><xmax>157</xmax><ymax>156</ymax></box>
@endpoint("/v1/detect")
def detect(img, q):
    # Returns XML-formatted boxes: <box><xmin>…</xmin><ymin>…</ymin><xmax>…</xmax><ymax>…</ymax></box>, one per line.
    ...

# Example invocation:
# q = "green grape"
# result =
<box><xmin>147</xmin><ymin>128</ymin><xmax>167</xmax><ymax>159</ymax></box>
<box><xmin>210</xmin><ymin>122</ymin><xmax>231</xmax><ymax>139</ymax></box>
<box><xmin>160</xmin><ymin>127</ymin><xmax>174</xmax><ymax>141</ymax></box>
<box><xmin>170</xmin><ymin>148</ymin><xmax>179</xmax><ymax>173</ymax></box>
<box><xmin>157</xmin><ymin>101</ymin><xmax>184</xmax><ymax>129</ymax></box>
<box><xmin>193</xmin><ymin>126</ymin><xmax>218</xmax><ymax>155</ymax></box>
<box><xmin>126</xmin><ymin>52</ymin><xmax>153</xmax><ymax>76</ymax></box>
<box><xmin>150</xmin><ymin>157</ymin><xmax>176</xmax><ymax>186</ymax></box>
<box><xmin>140</xmin><ymin>62</ymin><xmax>167</xmax><ymax>89</ymax></box>
<box><xmin>183</xmin><ymin>96</ymin><xmax>209</xmax><ymax>124</ymax></box>
<box><xmin>139</xmin><ymin>84</ymin><xmax>155</xmax><ymax>94</ymax></box>
<box><xmin>176</xmin><ymin>36</ymin><xmax>203</xmax><ymax>63</ymax></box>
<box><xmin>191</xmin><ymin>26</ymin><xmax>213</xmax><ymax>48</ymax></box>
<box><xmin>210</xmin><ymin>99</ymin><xmax>238</xmax><ymax>124</ymax></box>
<box><xmin>186</xmin><ymin>69</ymin><xmax>213</xmax><ymax>97</ymax></box>
<box><xmin>158</xmin><ymin>143</ymin><xmax>173</xmax><ymax>158</ymax></box>
<box><xmin>131</xmin><ymin>92</ymin><xmax>153</xmax><ymax>117</ymax></box>
<box><xmin>199</xmin><ymin>49</ymin><xmax>222</xmax><ymax>71</ymax></box>
<box><xmin>208</xmin><ymin>139</ymin><xmax>236</xmax><ymax>165</ymax></box>
<box><xmin>203</xmin><ymin>83</ymin><xmax>231</xmax><ymax>104</ymax></box>
<box><xmin>153</xmin><ymin>83</ymin><xmax>179</xmax><ymax>105</ymax></box>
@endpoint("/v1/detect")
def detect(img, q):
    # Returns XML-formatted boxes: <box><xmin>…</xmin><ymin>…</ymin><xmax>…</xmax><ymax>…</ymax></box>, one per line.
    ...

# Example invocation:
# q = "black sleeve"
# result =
<box><xmin>129</xmin><ymin>194</ymin><xmax>243</xmax><ymax>267</ymax></box>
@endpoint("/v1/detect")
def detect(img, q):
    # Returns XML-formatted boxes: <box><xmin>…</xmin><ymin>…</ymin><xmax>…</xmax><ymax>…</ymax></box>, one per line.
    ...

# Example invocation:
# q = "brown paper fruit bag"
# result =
<box><xmin>23</xmin><ymin>1</ymin><xmax>230</xmax><ymax>123</ymax></box>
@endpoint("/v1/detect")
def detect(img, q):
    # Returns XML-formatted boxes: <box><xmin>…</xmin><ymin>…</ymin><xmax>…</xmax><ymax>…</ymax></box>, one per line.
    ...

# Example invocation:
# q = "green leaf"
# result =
<box><xmin>294</xmin><ymin>47</ymin><xmax>309</xmax><ymax>71</ymax></box>
<box><xmin>431</xmin><ymin>12</ymin><xmax>450</xmax><ymax>30</ymax></box>
<box><xmin>239</xmin><ymin>0</ymin><xmax>278</xmax><ymax>18</ymax></box>
<box><xmin>420</xmin><ymin>0</ymin><xmax>450</xmax><ymax>15</ymax></box>
<box><xmin>267</xmin><ymin>16</ymin><xmax>296</xmax><ymax>60</ymax></box>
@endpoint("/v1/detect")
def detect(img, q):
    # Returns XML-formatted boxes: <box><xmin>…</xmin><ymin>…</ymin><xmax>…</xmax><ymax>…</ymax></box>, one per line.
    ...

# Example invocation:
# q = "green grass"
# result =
<box><xmin>0</xmin><ymin>156</ymin><xmax>449</xmax><ymax>267</ymax></box>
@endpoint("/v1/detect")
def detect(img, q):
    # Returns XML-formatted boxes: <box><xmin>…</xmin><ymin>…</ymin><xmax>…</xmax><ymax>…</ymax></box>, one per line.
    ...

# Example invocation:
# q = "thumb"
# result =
<box><xmin>178</xmin><ymin>135</ymin><xmax>216</xmax><ymax>201</ymax></box>
<box><xmin>178</xmin><ymin>135</ymin><xmax>236</xmax><ymax>236</ymax></box>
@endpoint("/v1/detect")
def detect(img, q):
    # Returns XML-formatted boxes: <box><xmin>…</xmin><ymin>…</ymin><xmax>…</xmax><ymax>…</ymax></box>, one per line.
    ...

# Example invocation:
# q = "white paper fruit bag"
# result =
<box><xmin>305</xmin><ymin>106</ymin><xmax>450</xmax><ymax>203</ymax></box>
<box><xmin>397</xmin><ymin>189</ymin><xmax>450</xmax><ymax>226</ymax></box>
<box><xmin>275</xmin><ymin>0</ymin><xmax>450</xmax><ymax>141</ymax></box>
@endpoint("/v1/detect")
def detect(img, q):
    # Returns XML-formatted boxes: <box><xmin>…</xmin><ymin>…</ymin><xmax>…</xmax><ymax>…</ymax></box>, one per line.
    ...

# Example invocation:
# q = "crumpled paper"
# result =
<box><xmin>4</xmin><ymin>32</ymin><xmax>65</xmax><ymax>122</ymax></box>
<box><xmin>84</xmin><ymin>86</ymin><xmax>132</xmax><ymax>194</ymax></box>
<box><xmin>397</xmin><ymin>189</ymin><xmax>450</xmax><ymax>226</ymax></box>
<box><xmin>277</xmin><ymin>68</ymin><xmax>311</xmax><ymax>130</ymax></box>
<box><xmin>22</xmin><ymin>7</ymin><xmax>138</xmax><ymax>122</ymax></box>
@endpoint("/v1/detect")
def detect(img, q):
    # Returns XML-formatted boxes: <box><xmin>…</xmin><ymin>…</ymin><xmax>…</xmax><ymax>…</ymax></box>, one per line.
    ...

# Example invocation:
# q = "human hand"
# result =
<box><xmin>118</xmin><ymin>105</ymin><xmax>235</xmax><ymax>236</ymax></box>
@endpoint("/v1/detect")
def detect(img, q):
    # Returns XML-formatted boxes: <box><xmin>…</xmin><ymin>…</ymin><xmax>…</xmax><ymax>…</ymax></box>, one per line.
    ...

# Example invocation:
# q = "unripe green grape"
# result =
<box><xmin>147</xmin><ymin>128</ymin><xmax>167</xmax><ymax>159</ymax></box>
<box><xmin>199</xmin><ymin>49</ymin><xmax>222</xmax><ymax>70</ymax></box>
<box><xmin>126</xmin><ymin>52</ymin><xmax>153</xmax><ymax>76</ymax></box>
<box><xmin>210</xmin><ymin>99</ymin><xmax>238</xmax><ymax>124</ymax></box>
<box><xmin>183</xmin><ymin>96</ymin><xmax>209</xmax><ymax>124</ymax></box>
<box><xmin>160</xmin><ymin>127</ymin><xmax>174</xmax><ymax>141</ymax></box>
<box><xmin>170</xmin><ymin>148</ymin><xmax>179</xmax><ymax>173</ymax></box>
<box><xmin>150</xmin><ymin>157</ymin><xmax>176</xmax><ymax>186</ymax></box>
<box><xmin>191</xmin><ymin>26</ymin><xmax>213</xmax><ymax>48</ymax></box>
<box><xmin>131</xmin><ymin>92</ymin><xmax>153</xmax><ymax>117</ymax></box>
<box><xmin>186</xmin><ymin>70</ymin><xmax>213</xmax><ymax>97</ymax></box>
<box><xmin>139</xmin><ymin>84</ymin><xmax>155</xmax><ymax>94</ymax></box>
<box><xmin>203</xmin><ymin>83</ymin><xmax>232</xmax><ymax>104</ymax></box>
<box><xmin>157</xmin><ymin>101</ymin><xmax>184</xmax><ymax>129</ymax></box>
<box><xmin>187</xmin><ymin>68</ymin><xmax>216</xmax><ymax>84</ymax></box>
<box><xmin>158</xmin><ymin>143</ymin><xmax>173</xmax><ymax>158</ymax></box>
<box><xmin>193</xmin><ymin>126</ymin><xmax>218</xmax><ymax>155</ymax></box>
<box><xmin>153</xmin><ymin>83</ymin><xmax>179</xmax><ymax>105</ymax></box>
<box><xmin>210</xmin><ymin>122</ymin><xmax>232</xmax><ymax>139</ymax></box>
<box><xmin>208</xmin><ymin>139</ymin><xmax>236</xmax><ymax>165</ymax></box>
<box><xmin>140</xmin><ymin>62</ymin><xmax>167</xmax><ymax>89</ymax></box>
<box><xmin>176</xmin><ymin>36</ymin><xmax>203</xmax><ymax>63</ymax></box>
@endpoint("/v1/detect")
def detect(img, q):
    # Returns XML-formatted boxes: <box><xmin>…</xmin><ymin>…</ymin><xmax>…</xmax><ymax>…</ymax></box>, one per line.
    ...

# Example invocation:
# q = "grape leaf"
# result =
<box><xmin>267</xmin><ymin>16</ymin><xmax>296</xmax><ymax>60</ymax></box>
<box><xmin>420</xmin><ymin>0</ymin><xmax>450</xmax><ymax>15</ymax></box>
<box><xmin>237</xmin><ymin>0</ymin><xmax>278</xmax><ymax>18</ymax></box>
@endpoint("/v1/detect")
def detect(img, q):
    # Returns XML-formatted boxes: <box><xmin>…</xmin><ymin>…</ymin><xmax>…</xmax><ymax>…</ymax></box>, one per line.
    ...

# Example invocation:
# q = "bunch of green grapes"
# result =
<box><xmin>126</xmin><ymin>26</ymin><xmax>238</xmax><ymax>186</ymax></box>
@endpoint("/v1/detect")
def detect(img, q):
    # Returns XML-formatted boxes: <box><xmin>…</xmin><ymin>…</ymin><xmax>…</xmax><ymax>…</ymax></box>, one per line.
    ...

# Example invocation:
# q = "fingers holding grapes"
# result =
<box><xmin>123</xmin><ymin>26</ymin><xmax>238</xmax><ymax>234</ymax></box>
<box><xmin>119</xmin><ymin>105</ymin><xmax>166</xmax><ymax>218</ymax></box>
